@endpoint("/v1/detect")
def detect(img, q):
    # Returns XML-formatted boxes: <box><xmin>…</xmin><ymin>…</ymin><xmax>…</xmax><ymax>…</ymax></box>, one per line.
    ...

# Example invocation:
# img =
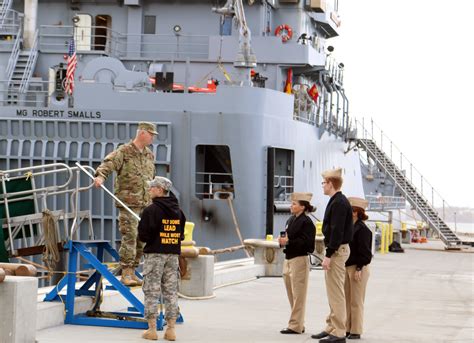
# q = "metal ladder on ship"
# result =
<box><xmin>354</xmin><ymin>137</ymin><xmax>461</xmax><ymax>249</ymax></box>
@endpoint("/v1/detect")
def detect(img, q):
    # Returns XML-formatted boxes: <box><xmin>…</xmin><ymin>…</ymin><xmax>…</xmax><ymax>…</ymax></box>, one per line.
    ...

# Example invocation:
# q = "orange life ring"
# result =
<box><xmin>275</xmin><ymin>24</ymin><xmax>293</xmax><ymax>43</ymax></box>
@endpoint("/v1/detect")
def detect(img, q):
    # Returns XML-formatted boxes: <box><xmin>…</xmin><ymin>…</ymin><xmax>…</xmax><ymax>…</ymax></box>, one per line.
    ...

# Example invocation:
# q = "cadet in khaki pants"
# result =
<box><xmin>312</xmin><ymin>168</ymin><xmax>353</xmax><ymax>343</ymax></box>
<box><xmin>344</xmin><ymin>197</ymin><xmax>372</xmax><ymax>340</ymax></box>
<box><xmin>279</xmin><ymin>192</ymin><xmax>316</xmax><ymax>335</ymax></box>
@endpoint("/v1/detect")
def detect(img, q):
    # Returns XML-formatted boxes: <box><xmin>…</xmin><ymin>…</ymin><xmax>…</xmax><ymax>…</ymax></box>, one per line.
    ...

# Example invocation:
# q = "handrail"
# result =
<box><xmin>195</xmin><ymin>171</ymin><xmax>234</xmax><ymax>199</ymax></box>
<box><xmin>357</xmin><ymin>138</ymin><xmax>456</xmax><ymax>243</ymax></box>
<box><xmin>274</xmin><ymin>175</ymin><xmax>294</xmax><ymax>201</ymax></box>
<box><xmin>0</xmin><ymin>163</ymin><xmax>74</xmax><ymax>199</ymax></box>
<box><xmin>39</xmin><ymin>24</ymin><xmax>209</xmax><ymax>59</ymax></box>
<box><xmin>0</xmin><ymin>8</ymin><xmax>21</xmax><ymax>34</ymax></box>
<box><xmin>19</xmin><ymin>29</ymin><xmax>39</xmax><ymax>93</ymax></box>
<box><xmin>0</xmin><ymin>0</ymin><xmax>12</xmax><ymax>28</ymax></box>
<box><xmin>5</xmin><ymin>26</ymin><xmax>21</xmax><ymax>88</ymax></box>
<box><xmin>0</xmin><ymin>163</ymin><xmax>94</xmax><ymax>254</ymax></box>
<box><xmin>355</xmin><ymin>118</ymin><xmax>454</xmax><ymax>222</ymax></box>
<box><xmin>366</xmin><ymin>195</ymin><xmax>406</xmax><ymax>210</ymax></box>
<box><xmin>75</xmin><ymin>162</ymin><xmax>140</xmax><ymax>222</ymax></box>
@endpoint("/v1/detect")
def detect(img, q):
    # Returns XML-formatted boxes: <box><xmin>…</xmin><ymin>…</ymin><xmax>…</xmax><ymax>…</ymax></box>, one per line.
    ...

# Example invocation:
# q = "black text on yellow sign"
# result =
<box><xmin>160</xmin><ymin>219</ymin><xmax>181</xmax><ymax>244</ymax></box>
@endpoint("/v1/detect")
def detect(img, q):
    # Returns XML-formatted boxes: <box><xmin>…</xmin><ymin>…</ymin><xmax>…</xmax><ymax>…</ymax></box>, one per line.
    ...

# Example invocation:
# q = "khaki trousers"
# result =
<box><xmin>324</xmin><ymin>244</ymin><xmax>350</xmax><ymax>338</ymax></box>
<box><xmin>345</xmin><ymin>265</ymin><xmax>370</xmax><ymax>335</ymax></box>
<box><xmin>282</xmin><ymin>255</ymin><xmax>310</xmax><ymax>333</ymax></box>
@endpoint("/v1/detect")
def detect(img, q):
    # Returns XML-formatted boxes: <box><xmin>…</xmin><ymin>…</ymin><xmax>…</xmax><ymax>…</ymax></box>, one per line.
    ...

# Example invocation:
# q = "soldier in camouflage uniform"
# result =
<box><xmin>94</xmin><ymin>122</ymin><xmax>158</xmax><ymax>286</ymax></box>
<box><xmin>138</xmin><ymin>176</ymin><xmax>185</xmax><ymax>341</ymax></box>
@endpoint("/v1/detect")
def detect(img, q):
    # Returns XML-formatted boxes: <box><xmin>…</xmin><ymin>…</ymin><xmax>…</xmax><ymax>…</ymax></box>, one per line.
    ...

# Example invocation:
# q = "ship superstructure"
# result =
<box><xmin>0</xmin><ymin>0</ymin><xmax>461</xmax><ymax>268</ymax></box>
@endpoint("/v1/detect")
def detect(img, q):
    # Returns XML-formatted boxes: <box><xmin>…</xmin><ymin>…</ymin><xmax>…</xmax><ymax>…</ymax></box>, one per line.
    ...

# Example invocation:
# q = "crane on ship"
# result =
<box><xmin>212</xmin><ymin>0</ymin><xmax>257</xmax><ymax>85</ymax></box>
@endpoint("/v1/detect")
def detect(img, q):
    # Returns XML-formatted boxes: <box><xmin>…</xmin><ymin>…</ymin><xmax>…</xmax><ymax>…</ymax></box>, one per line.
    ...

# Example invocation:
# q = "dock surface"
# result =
<box><xmin>36</xmin><ymin>241</ymin><xmax>474</xmax><ymax>342</ymax></box>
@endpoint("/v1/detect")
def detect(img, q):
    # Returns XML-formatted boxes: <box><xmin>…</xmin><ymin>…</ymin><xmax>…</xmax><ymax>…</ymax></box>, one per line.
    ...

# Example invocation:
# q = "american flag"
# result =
<box><xmin>64</xmin><ymin>38</ymin><xmax>77</xmax><ymax>95</ymax></box>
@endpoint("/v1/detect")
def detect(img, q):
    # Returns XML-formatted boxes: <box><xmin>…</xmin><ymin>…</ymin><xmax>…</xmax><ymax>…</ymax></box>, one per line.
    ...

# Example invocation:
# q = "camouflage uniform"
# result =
<box><xmin>95</xmin><ymin>140</ymin><xmax>155</xmax><ymax>268</ymax></box>
<box><xmin>143</xmin><ymin>253</ymin><xmax>180</xmax><ymax>320</ymax></box>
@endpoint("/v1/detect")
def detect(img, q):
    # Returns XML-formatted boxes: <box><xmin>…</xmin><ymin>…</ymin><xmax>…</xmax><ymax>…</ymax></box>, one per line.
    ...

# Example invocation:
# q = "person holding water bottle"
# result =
<box><xmin>279</xmin><ymin>192</ymin><xmax>316</xmax><ymax>335</ymax></box>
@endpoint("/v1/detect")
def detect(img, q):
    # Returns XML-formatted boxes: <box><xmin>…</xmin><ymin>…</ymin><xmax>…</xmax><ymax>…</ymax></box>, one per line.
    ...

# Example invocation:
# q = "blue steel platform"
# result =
<box><xmin>44</xmin><ymin>240</ymin><xmax>183</xmax><ymax>330</ymax></box>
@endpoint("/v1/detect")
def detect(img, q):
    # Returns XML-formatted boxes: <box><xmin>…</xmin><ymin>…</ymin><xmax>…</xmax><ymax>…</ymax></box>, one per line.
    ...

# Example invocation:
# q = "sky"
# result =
<box><xmin>332</xmin><ymin>0</ymin><xmax>474</xmax><ymax>208</ymax></box>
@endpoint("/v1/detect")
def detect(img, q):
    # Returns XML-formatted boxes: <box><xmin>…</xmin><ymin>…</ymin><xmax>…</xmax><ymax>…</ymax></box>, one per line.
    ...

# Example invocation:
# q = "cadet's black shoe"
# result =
<box><xmin>346</xmin><ymin>332</ymin><xmax>350</xmax><ymax>337</ymax></box>
<box><xmin>311</xmin><ymin>331</ymin><xmax>330</xmax><ymax>339</ymax></box>
<box><xmin>280</xmin><ymin>328</ymin><xmax>303</xmax><ymax>334</ymax></box>
<box><xmin>319</xmin><ymin>334</ymin><xmax>346</xmax><ymax>342</ymax></box>
<box><xmin>347</xmin><ymin>334</ymin><xmax>361</xmax><ymax>339</ymax></box>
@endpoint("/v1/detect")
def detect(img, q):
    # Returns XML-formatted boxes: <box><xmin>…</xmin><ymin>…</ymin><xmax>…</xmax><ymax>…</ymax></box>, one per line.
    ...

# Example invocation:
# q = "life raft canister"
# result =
<box><xmin>275</xmin><ymin>24</ymin><xmax>293</xmax><ymax>43</ymax></box>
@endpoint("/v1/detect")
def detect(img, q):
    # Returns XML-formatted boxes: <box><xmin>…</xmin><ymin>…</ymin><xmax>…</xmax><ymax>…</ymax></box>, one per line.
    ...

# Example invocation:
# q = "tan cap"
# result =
<box><xmin>291</xmin><ymin>192</ymin><xmax>313</xmax><ymax>202</ymax></box>
<box><xmin>147</xmin><ymin>176</ymin><xmax>172</xmax><ymax>191</ymax></box>
<box><xmin>138</xmin><ymin>122</ymin><xmax>159</xmax><ymax>135</ymax></box>
<box><xmin>321</xmin><ymin>168</ymin><xmax>343</xmax><ymax>179</ymax></box>
<box><xmin>348</xmin><ymin>197</ymin><xmax>368</xmax><ymax>210</ymax></box>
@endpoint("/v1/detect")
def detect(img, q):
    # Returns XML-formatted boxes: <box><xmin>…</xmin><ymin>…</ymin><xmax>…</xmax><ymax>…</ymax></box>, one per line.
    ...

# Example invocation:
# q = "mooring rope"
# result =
<box><xmin>42</xmin><ymin>209</ymin><xmax>61</xmax><ymax>278</ymax></box>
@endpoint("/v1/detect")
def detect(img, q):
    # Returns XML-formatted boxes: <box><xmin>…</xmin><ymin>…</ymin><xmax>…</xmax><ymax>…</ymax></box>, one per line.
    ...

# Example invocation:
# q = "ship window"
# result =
<box><xmin>195</xmin><ymin>145</ymin><xmax>234</xmax><ymax>200</ymax></box>
<box><xmin>144</xmin><ymin>16</ymin><xmax>156</xmax><ymax>34</ymax></box>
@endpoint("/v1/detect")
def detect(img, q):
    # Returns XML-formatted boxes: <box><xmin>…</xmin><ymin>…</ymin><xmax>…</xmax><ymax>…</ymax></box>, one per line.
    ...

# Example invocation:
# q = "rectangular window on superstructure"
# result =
<box><xmin>144</xmin><ymin>16</ymin><xmax>156</xmax><ymax>34</ymax></box>
<box><xmin>195</xmin><ymin>145</ymin><xmax>234</xmax><ymax>200</ymax></box>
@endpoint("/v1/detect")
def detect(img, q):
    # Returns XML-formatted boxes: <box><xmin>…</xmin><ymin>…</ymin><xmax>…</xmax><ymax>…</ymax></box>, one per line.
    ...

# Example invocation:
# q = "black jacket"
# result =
<box><xmin>283</xmin><ymin>213</ymin><xmax>316</xmax><ymax>260</ymax></box>
<box><xmin>346</xmin><ymin>220</ymin><xmax>373</xmax><ymax>269</ymax></box>
<box><xmin>138</xmin><ymin>193</ymin><xmax>186</xmax><ymax>255</ymax></box>
<box><xmin>322</xmin><ymin>191</ymin><xmax>353</xmax><ymax>257</ymax></box>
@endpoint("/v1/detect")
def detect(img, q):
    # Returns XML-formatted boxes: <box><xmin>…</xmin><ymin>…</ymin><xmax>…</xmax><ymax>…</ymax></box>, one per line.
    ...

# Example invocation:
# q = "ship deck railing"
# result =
<box><xmin>195</xmin><ymin>172</ymin><xmax>234</xmax><ymax>200</ymax></box>
<box><xmin>38</xmin><ymin>25</ymin><xmax>210</xmax><ymax>60</ymax></box>
<box><xmin>366</xmin><ymin>195</ymin><xmax>406</xmax><ymax>211</ymax></box>
<box><xmin>0</xmin><ymin>9</ymin><xmax>22</xmax><ymax>37</ymax></box>
<box><xmin>0</xmin><ymin>78</ymin><xmax>49</xmax><ymax>106</ymax></box>
<box><xmin>274</xmin><ymin>175</ymin><xmax>294</xmax><ymax>202</ymax></box>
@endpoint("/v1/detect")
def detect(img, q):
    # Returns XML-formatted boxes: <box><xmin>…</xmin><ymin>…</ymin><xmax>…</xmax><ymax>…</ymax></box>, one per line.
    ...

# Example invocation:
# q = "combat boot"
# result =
<box><xmin>142</xmin><ymin>317</ymin><xmax>158</xmax><ymax>340</ymax></box>
<box><xmin>131</xmin><ymin>269</ymin><xmax>143</xmax><ymax>286</ymax></box>
<box><xmin>121</xmin><ymin>267</ymin><xmax>138</xmax><ymax>287</ymax></box>
<box><xmin>164</xmin><ymin>318</ymin><xmax>177</xmax><ymax>341</ymax></box>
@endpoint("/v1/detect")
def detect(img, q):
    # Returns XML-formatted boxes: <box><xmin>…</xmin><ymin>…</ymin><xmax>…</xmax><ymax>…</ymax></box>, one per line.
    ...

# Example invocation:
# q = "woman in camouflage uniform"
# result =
<box><xmin>138</xmin><ymin>176</ymin><xmax>186</xmax><ymax>341</ymax></box>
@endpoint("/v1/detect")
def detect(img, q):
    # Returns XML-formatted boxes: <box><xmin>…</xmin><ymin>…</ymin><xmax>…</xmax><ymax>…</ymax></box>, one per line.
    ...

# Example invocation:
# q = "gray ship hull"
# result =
<box><xmin>0</xmin><ymin>83</ymin><xmax>363</xmax><ymax>257</ymax></box>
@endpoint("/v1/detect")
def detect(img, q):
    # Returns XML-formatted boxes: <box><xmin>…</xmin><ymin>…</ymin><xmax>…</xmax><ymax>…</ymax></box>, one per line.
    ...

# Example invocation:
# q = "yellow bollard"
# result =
<box><xmin>184</xmin><ymin>222</ymin><xmax>195</xmax><ymax>242</ymax></box>
<box><xmin>385</xmin><ymin>225</ymin><xmax>390</xmax><ymax>253</ymax></box>
<box><xmin>379</xmin><ymin>225</ymin><xmax>385</xmax><ymax>254</ymax></box>
<box><xmin>315</xmin><ymin>222</ymin><xmax>323</xmax><ymax>236</ymax></box>
<box><xmin>389</xmin><ymin>224</ymin><xmax>393</xmax><ymax>245</ymax></box>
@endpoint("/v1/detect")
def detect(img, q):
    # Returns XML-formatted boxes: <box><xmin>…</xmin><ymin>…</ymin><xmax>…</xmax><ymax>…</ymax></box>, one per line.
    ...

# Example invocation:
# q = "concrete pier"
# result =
<box><xmin>36</xmin><ymin>240</ymin><xmax>473</xmax><ymax>342</ymax></box>
<box><xmin>0</xmin><ymin>276</ymin><xmax>37</xmax><ymax>343</ymax></box>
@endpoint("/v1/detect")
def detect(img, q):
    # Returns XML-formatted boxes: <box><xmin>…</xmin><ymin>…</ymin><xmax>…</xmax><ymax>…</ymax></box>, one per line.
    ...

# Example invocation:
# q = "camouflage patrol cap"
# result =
<box><xmin>147</xmin><ymin>176</ymin><xmax>172</xmax><ymax>191</ymax></box>
<box><xmin>138</xmin><ymin>122</ymin><xmax>159</xmax><ymax>135</ymax></box>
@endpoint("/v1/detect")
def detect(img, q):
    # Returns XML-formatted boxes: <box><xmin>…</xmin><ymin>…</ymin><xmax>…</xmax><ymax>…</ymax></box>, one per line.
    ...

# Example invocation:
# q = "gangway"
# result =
<box><xmin>0</xmin><ymin>163</ymin><xmax>95</xmax><ymax>260</ymax></box>
<box><xmin>351</xmin><ymin>120</ymin><xmax>462</xmax><ymax>249</ymax></box>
